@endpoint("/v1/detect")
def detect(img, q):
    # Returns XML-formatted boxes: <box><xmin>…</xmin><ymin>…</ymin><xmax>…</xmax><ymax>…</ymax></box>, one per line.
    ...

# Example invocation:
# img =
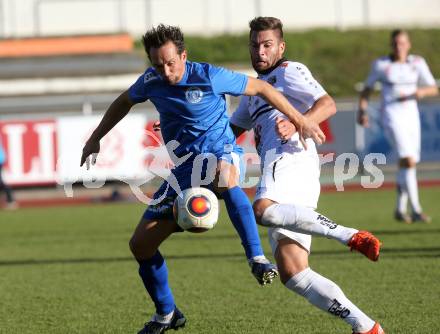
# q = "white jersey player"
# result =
<box><xmin>230</xmin><ymin>17</ymin><xmax>384</xmax><ymax>334</ymax></box>
<box><xmin>358</xmin><ymin>29</ymin><xmax>438</xmax><ymax>223</ymax></box>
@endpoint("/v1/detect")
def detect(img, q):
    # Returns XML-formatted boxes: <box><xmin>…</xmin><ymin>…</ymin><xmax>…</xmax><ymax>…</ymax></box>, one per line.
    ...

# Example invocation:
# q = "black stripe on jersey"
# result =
<box><xmin>253</xmin><ymin>103</ymin><xmax>270</xmax><ymax>115</ymax></box>
<box><xmin>252</xmin><ymin>107</ymin><xmax>274</xmax><ymax>122</ymax></box>
<box><xmin>272</xmin><ymin>156</ymin><xmax>283</xmax><ymax>181</ymax></box>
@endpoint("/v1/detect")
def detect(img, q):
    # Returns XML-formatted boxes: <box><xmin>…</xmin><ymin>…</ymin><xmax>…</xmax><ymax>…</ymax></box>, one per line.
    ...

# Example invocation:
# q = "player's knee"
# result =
<box><xmin>213</xmin><ymin>161</ymin><xmax>239</xmax><ymax>193</ymax></box>
<box><xmin>278</xmin><ymin>261</ymin><xmax>309</xmax><ymax>284</ymax></box>
<box><xmin>253</xmin><ymin>199</ymin><xmax>278</xmax><ymax>226</ymax></box>
<box><xmin>276</xmin><ymin>239</ymin><xmax>309</xmax><ymax>284</ymax></box>
<box><xmin>129</xmin><ymin>232</ymin><xmax>155</xmax><ymax>259</ymax></box>
<box><xmin>256</xmin><ymin>203</ymin><xmax>283</xmax><ymax>227</ymax></box>
<box><xmin>129</xmin><ymin>234</ymin><xmax>141</xmax><ymax>256</ymax></box>
<box><xmin>252</xmin><ymin>204</ymin><xmax>265</xmax><ymax>225</ymax></box>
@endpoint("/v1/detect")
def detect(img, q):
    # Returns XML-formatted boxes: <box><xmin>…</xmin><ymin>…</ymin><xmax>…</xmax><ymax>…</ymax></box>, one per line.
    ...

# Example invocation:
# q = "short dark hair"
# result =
<box><xmin>391</xmin><ymin>29</ymin><xmax>408</xmax><ymax>41</ymax></box>
<box><xmin>249</xmin><ymin>17</ymin><xmax>283</xmax><ymax>39</ymax></box>
<box><xmin>142</xmin><ymin>24</ymin><xmax>185</xmax><ymax>59</ymax></box>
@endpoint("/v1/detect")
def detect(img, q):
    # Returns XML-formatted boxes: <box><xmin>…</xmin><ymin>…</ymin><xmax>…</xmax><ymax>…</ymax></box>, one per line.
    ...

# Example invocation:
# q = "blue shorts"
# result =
<box><xmin>143</xmin><ymin>150</ymin><xmax>245</xmax><ymax>221</ymax></box>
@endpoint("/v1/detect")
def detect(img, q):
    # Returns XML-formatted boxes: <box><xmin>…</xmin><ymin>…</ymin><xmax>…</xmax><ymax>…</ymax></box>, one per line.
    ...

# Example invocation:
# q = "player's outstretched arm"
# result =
<box><xmin>244</xmin><ymin>77</ymin><xmax>325</xmax><ymax>147</ymax></box>
<box><xmin>80</xmin><ymin>90</ymin><xmax>135</xmax><ymax>167</ymax></box>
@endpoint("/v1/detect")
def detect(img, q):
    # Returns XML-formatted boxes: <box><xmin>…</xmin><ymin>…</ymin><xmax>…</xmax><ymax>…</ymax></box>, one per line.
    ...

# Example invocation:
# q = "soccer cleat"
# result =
<box><xmin>251</xmin><ymin>260</ymin><xmax>279</xmax><ymax>286</ymax></box>
<box><xmin>137</xmin><ymin>307</ymin><xmax>186</xmax><ymax>334</ymax></box>
<box><xmin>353</xmin><ymin>322</ymin><xmax>385</xmax><ymax>334</ymax></box>
<box><xmin>394</xmin><ymin>210</ymin><xmax>412</xmax><ymax>224</ymax></box>
<box><xmin>411</xmin><ymin>212</ymin><xmax>432</xmax><ymax>223</ymax></box>
<box><xmin>348</xmin><ymin>231</ymin><xmax>381</xmax><ymax>262</ymax></box>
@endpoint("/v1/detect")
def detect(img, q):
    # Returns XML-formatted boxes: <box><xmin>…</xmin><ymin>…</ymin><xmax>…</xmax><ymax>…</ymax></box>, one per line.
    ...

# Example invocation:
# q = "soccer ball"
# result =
<box><xmin>173</xmin><ymin>187</ymin><xmax>219</xmax><ymax>233</ymax></box>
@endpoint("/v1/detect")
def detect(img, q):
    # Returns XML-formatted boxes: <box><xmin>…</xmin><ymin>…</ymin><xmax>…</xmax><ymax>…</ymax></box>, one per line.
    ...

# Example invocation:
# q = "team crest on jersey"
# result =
<box><xmin>144</xmin><ymin>72</ymin><xmax>158</xmax><ymax>84</ymax></box>
<box><xmin>185</xmin><ymin>87</ymin><xmax>203</xmax><ymax>103</ymax></box>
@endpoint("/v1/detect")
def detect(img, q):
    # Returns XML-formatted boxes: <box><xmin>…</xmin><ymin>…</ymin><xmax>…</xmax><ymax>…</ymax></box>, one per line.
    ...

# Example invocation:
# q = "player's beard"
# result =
<box><xmin>252</xmin><ymin>56</ymin><xmax>286</xmax><ymax>75</ymax></box>
<box><xmin>251</xmin><ymin>57</ymin><xmax>271</xmax><ymax>72</ymax></box>
<box><xmin>163</xmin><ymin>75</ymin><xmax>179</xmax><ymax>85</ymax></box>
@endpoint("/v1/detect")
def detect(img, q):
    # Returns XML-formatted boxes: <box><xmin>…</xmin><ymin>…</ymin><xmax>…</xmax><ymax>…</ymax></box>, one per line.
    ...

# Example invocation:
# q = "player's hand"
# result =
<box><xmin>80</xmin><ymin>138</ymin><xmax>100</xmax><ymax>170</ymax></box>
<box><xmin>357</xmin><ymin>111</ymin><xmax>369</xmax><ymax>127</ymax></box>
<box><xmin>298</xmin><ymin>117</ymin><xmax>326</xmax><ymax>148</ymax></box>
<box><xmin>275</xmin><ymin>117</ymin><xmax>296</xmax><ymax>140</ymax></box>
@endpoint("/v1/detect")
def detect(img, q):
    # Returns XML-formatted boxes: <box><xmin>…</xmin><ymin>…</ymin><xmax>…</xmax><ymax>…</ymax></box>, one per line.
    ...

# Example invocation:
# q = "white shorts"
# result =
<box><xmin>383</xmin><ymin>110</ymin><xmax>421</xmax><ymax>163</ymax></box>
<box><xmin>255</xmin><ymin>152</ymin><xmax>321</xmax><ymax>254</ymax></box>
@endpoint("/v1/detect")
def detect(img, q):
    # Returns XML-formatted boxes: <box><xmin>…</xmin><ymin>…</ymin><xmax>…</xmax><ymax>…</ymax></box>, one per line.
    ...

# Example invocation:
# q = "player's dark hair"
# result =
<box><xmin>142</xmin><ymin>24</ymin><xmax>185</xmax><ymax>59</ymax></box>
<box><xmin>391</xmin><ymin>29</ymin><xmax>408</xmax><ymax>41</ymax></box>
<box><xmin>249</xmin><ymin>17</ymin><xmax>283</xmax><ymax>39</ymax></box>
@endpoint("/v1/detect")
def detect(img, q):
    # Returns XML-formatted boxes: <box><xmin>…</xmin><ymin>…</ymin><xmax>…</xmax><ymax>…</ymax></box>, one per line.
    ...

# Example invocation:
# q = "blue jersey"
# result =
<box><xmin>129</xmin><ymin>61</ymin><xmax>248</xmax><ymax>163</ymax></box>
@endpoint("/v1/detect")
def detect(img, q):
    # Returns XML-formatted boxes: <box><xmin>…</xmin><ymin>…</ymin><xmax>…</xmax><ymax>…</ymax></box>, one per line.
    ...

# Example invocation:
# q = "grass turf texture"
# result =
<box><xmin>1</xmin><ymin>188</ymin><xmax>439</xmax><ymax>333</ymax></box>
<box><xmin>135</xmin><ymin>28</ymin><xmax>440</xmax><ymax>98</ymax></box>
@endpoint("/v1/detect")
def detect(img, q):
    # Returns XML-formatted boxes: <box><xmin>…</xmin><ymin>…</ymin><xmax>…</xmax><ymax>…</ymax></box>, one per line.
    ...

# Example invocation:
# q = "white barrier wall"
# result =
<box><xmin>1</xmin><ymin>0</ymin><xmax>440</xmax><ymax>38</ymax></box>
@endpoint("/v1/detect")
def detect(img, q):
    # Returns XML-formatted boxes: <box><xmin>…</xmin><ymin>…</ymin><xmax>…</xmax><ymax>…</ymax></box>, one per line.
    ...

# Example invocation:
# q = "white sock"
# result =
<box><xmin>396</xmin><ymin>169</ymin><xmax>409</xmax><ymax>213</ymax></box>
<box><xmin>405</xmin><ymin>167</ymin><xmax>422</xmax><ymax>214</ymax></box>
<box><xmin>153</xmin><ymin>310</ymin><xmax>174</xmax><ymax>324</ymax></box>
<box><xmin>285</xmin><ymin>267</ymin><xmax>375</xmax><ymax>333</ymax></box>
<box><xmin>262</xmin><ymin>204</ymin><xmax>358</xmax><ymax>245</ymax></box>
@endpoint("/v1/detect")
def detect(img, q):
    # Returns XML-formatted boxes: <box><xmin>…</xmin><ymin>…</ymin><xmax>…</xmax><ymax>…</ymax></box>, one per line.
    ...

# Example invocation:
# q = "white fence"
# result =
<box><xmin>1</xmin><ymin>0</ymin><xmax>440</xmax><ymax>38</ymax></box>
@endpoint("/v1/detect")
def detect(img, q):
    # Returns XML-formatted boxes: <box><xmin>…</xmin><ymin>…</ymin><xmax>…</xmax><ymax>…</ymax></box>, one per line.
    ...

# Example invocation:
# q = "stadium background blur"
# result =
<box><xmin>0</xmin><ymin>1</ymin><xmax>439</xmax><ymax>333</ymax></box>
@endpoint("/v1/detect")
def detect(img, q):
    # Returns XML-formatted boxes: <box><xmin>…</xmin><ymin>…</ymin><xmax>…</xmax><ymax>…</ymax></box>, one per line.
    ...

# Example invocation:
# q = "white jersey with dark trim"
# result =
<box><xmin>231</xmin><ymin>61</ymin><xmax>327</xmax><ymax>164</ymax></box>
<box><xmin>365</xmin><ymin>54</ymin><xmax>436</xmax><ymax>126</ymax></box>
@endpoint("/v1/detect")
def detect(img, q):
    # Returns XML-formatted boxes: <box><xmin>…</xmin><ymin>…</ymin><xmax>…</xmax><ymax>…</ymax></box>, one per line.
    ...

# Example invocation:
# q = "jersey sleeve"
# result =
<box><xmin>281</xmin><ymin>62</ymin><xmax>327</xmax><ymax>108</ymax></box>
<box><xmin>208</xmin><ymin>65</ymin><xmax>249</xmax><ymax>96</ymax></box>
<box><xmin>230</xmin><ymin>96</ymin><xmax>253</xmax><ymax>130</ymax></box>
<box><xmin>364</xmin><ymin>59</ymin><xmax>381</xmax><ymax>89</ymax></box>
<box><xmin>128</xmin><ymin>69</ymin><xmax>154</xmax><ymax>103</ymax></box>
<box><xmin>416</xmin><ymin>57</ymin><xmax>436</xmax><ymax>86</ymax></box>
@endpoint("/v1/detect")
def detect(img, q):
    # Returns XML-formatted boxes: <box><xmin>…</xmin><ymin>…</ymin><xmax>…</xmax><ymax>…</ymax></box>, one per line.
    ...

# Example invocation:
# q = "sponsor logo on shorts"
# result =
<box><xmin>317</xmin><ymin>214</ymin><xmax>338</xmax><ymax>229</ymax></box>
<box><xmin>148</xmin><ymin>196</ymin><xmax>174</xmax><ymax>214</ymax></box>
<box><xmin>328</xmin><ymin>299</ymin><xmax>351</xmax><ymax>318</ymax></box>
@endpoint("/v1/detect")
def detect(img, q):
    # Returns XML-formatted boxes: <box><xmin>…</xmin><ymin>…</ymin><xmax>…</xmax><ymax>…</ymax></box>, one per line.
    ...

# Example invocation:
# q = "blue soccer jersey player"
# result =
<box><xmin>80</xmin><ymin>24</ymin><xmax>325</xmax><ymax>334</ymax></box>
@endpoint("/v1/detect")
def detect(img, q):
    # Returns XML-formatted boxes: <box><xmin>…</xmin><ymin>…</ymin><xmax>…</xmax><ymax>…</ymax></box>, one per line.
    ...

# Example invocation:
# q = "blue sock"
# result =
<box><xmin>222</xmin><ymin>186</ymin><xmax>264</xmax><ymax>259</ymax></box>
<box><xmin>138</xmin><ymin>251</ymin><xmax>175</xmax><ymax>315</ymax></box>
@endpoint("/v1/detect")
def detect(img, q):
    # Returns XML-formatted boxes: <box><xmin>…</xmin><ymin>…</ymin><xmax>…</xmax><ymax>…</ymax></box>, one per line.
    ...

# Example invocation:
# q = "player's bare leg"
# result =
<box><xmin>395</xmin><ymin>157</ymin><xmax>431</xmax><ymax>223</ymax></box>
<box><xmin>275</xmin><ymin>238</ymin><xmax>381</xmax><ymax>333</ymax></box>
<box><xmin>213</xmin><ymin>160</ymin><xmax>278</xmax><ymax>285</ymax></box>
<box><xmin>254</xmin><ymin>199</ymin><xmax>381</xmax><ymax>261</ymax></box>
<box><xmin>130</xmin><ymin>218</ymin><xmax>180</xmax><ymax>260</ymax></box>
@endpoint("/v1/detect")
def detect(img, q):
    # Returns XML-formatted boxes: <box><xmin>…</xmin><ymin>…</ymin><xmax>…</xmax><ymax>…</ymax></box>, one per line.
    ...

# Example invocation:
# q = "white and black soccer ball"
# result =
<box><xmin>173</xmin><ymin>187</ymin><xmax>219</xmax><ymax>233</ymax></box>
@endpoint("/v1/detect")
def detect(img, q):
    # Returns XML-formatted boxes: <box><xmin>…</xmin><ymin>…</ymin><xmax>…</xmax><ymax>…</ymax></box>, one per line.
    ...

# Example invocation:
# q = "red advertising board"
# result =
<box><xmin>0</xmin><ymin>119</ymin><xmax>57</xmax><ymax>186</ymax></box>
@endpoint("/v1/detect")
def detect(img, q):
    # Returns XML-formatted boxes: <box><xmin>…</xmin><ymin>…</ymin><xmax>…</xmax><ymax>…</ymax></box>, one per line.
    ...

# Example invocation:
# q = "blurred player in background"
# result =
<box><xmin>358</xmin><ymin>29</ymin><xmax>438</xmax><ymax>223</ymax></box>
<box><xmin>0</xmin><ymin>138</ymin><xmax>16</xmax><ymax>209</ymax></box>
<box><xmin>80</xmin><ymin>24</ymin><xmax>325</xmax><ymax>334</ymax></box>
<box><xmin>230</xmin><ymin>17</ymin><xmax>384</xmax><ymax>334</ymax></box>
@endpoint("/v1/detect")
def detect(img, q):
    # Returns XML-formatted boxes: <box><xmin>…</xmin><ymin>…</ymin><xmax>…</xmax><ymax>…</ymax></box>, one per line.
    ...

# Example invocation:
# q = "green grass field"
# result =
<box><xmin>1</xmin><ymin>188</ymin><xmax>439</xmax><ymax>334</ymax></box>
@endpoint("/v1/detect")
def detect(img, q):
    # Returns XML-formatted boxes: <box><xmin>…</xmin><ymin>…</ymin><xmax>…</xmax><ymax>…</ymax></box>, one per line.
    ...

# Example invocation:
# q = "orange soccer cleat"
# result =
<box><xmin>348</xmin><ymin>231</ymin><xmax>381</xmax><ymax>262</ymax></box>
<box><xmin>353</xmin><ymin>322</ymin><xmax>385</xmax><ymax>334</ymax></box>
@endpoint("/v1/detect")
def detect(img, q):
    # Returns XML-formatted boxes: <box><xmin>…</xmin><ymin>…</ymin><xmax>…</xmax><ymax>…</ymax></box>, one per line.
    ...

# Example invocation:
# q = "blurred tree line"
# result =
<box><xmin>136</xmin><ymin>29</ymin><xmax>440</xmax><ymax>97</ymax></box>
